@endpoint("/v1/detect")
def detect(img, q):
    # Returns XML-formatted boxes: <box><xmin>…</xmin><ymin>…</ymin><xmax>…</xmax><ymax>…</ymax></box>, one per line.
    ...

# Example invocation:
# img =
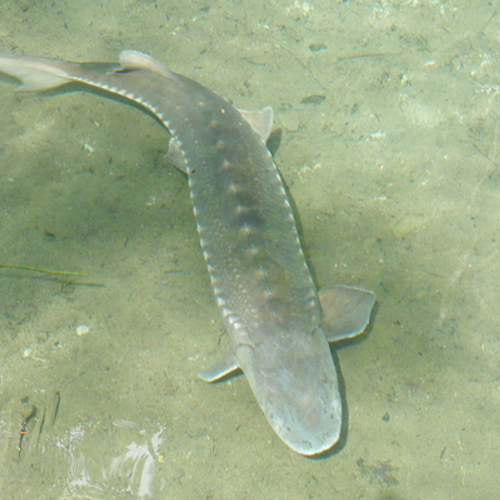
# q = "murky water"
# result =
<box><xmin>0</xmin><ymin>1</ymin><xmax>499</xmax><ymax>498</ymax></box>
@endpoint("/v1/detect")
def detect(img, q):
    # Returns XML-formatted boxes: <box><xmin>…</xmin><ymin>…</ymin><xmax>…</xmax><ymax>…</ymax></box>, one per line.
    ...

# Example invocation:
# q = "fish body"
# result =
<box><xmin>0</xmin><ymin>51</ymin><xmax>375</xmax><ymax>455</ymax></box>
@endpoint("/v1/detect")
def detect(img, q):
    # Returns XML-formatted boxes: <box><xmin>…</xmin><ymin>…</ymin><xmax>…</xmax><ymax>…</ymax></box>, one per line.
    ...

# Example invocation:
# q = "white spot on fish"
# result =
<box><xmin>255</xmin><ymin>266</ymin><xmax>267</xmax><ymax>280</ymax></box>
<box><xmin>210</xmin><ymin>276</ymin><xmax>220</xmax><ymax>287</ymax></box>
<box><xmin>246</xmin><ymin>246</ymin><xmax>261</xmax><ymax>258</ymax></box>
<box><xmin>239</xmin><ymin>224</ymin><xmax>254</xmax><ymax>237</ymax></box>
<box><xmin>221</xmin><ymin>307</ymin><xmax>232</xmax><ymax>318</ymax></box>
<box><xmin>228</xmin><ymin>182</ymin><xmax>239</xmax><ymax>194</ymax></box>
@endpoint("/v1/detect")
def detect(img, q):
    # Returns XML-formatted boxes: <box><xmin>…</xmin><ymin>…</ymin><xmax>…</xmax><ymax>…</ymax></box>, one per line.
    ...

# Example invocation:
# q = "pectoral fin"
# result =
<box><xmin>198</xmin><ymin>352</ymin><xmax>239</xmax><ymax>382</ymax></box>
<box><xmin>238</xmin><ymin>106</ymin><xmax>274</xmax><ymax>143</ymax></box>
<box><xmin>319</xmin><ymin>285</ymin><xmax>375</xmax><ymax>342</ymax></box>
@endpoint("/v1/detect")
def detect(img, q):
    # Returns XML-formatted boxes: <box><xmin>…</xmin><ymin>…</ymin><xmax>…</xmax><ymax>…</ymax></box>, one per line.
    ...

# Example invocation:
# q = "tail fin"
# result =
<box><xmin>0</xmin><ymin>54</ymin><xmax>74</xmax><ymax>91</ymax></box>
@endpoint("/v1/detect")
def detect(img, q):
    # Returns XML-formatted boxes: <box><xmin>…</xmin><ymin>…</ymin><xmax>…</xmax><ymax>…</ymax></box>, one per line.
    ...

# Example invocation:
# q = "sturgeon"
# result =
<box><xmin>0</xmin><ymin>50</ymin><xmax>375</xmax><ymax>455</ymax></box>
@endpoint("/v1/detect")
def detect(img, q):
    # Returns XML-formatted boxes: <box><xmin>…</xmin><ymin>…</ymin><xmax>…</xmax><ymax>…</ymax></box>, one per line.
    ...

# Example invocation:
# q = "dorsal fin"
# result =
<box><xmin>238</xmin><ymin>106</ymin><xmax>274</xmax><ymax>143</ymax></box>
<box><xmin>118</xmin><ymin>50</ymin><xmax>176</xmax><ymax>79</ymax></box>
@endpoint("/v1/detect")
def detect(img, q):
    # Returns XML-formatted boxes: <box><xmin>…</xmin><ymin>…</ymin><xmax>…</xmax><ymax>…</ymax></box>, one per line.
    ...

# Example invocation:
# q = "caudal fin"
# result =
<box><xmin>0</xmin><ymin>54</ymin><xmax>75</xmax><ymax>91</ymax></box>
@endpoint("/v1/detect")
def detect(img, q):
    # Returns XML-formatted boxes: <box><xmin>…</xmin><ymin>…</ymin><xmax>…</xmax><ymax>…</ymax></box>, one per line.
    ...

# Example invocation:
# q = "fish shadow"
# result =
<box><xmin>309</xmin><ymin>301</ymin><xmax>379</xmax><ymax>460</ymax></box>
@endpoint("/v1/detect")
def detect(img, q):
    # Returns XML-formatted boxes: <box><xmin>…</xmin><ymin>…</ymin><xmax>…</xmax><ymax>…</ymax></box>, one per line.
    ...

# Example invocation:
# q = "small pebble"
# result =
<box><xmin>76</xmin><ymin>324</ymin><xmax>90</xmax><ymax>336</ymax></box>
